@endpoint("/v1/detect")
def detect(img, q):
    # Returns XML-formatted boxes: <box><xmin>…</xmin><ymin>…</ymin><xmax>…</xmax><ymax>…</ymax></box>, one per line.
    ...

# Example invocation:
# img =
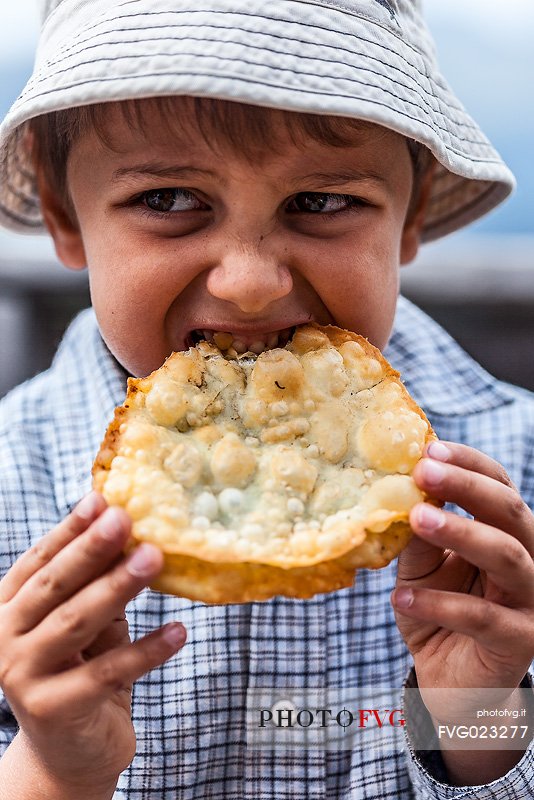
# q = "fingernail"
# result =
<box><xmin>415</xmin><ymin>504</ymin><xmax>444</xmax><ymax>532</ymax></box>
<box><xmin>393</xmin><ymin>588</ymin><xmax>414</xmax><ymax>609</ymax></box>
<box><xmin>420</xmin><ymin>458</ymin><xmax>446</xmax><ymax>486</ymax></box>
<box><xmin>427</xmin><ymin>442</ymin><xmax>451</xmax><ymax>462</ymax></box>
<box><xmin>162</xmin><ymin>622</ymin><xmax>187</xmax><ymax>649</ymax></box>
<box><xmin>99</xmin><ymin>507</ymin><xmax>125</xmax><ymax>541</ymax></box>
<box><xmin>76</xmin><ymin>491</ymin><xmax>100</xmax><ymax>521</ymax></box>
<box><xmin>126</xmin><ymin>543</ymin><xmax>160</xmax><ymax>577</ymax></box>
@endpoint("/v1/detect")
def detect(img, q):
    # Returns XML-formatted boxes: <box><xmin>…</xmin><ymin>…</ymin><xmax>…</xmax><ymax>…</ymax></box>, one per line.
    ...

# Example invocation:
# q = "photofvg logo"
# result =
<box><xmin>259</xmin><ymin>701</ymin><xmax>405</xmax><ymax>730</ymax></box>
<box><xmin>247</xmin><ymin>686</ymin><xmax>534</xmax><ymax>751</ymax></box>
<box><xmin>246</xmin><ymin>688</ymin><xmax>406</xmax><ymax>750</ymax></box>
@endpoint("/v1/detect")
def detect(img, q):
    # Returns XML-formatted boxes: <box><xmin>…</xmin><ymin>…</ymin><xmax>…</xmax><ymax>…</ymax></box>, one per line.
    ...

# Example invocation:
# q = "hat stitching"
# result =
<box><xmin>30</xmin><ymin>43</ymin><xmax>448</xmax><ymax>131</ymax></box>
<box><xmin>10</xmin><ymin>55</ymin><xmax>504</xmax><ymax>163</ymax></box>
<box><xmin>36</xmin><ymin>4</ymin><xmax>462</xmax><ymax>111</ymax></box>
<box><xmin>32</xmin><ymin>4</ymin><xmax>486</xmax><ymax>139</ymax></box>
<box><xmin>31</xmin><ymin>27</ymin><xmax>479</xmax><ymax>134</ymax></box>
<box><xmin>35</xmin><ymin>3</ymin><xmax>443</xmax><ymax>103</ymax></box>
<box><xmin>418</xmin><ymin>40</ymin><xmax>455</xmax><ymax>156</ymax></box>
<box><xmin>40</xmin><ymin>1</ymin><xmax>410</xmax><ymax>57</ymax></box>
<box><xmin>23</xmin><ymin>36</ymin><xmax>494</xmax><ymax>151</ymax></box>
<box><xmin>12</xmin><ymin>67</ymin><xmax>505</xmax><ymax>167</ymax></box>
<box><xmin>22</xmin><ymin>12</ymin><xmax>494</xmax><ymax>152</ymax></box>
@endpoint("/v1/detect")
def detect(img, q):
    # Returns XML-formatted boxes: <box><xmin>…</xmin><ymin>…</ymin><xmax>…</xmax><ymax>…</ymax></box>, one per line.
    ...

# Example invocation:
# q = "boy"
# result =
<box><xmin>0</xmin><ymin>1</ymin><xmax>533</xmax><ymax>798</ymax></box>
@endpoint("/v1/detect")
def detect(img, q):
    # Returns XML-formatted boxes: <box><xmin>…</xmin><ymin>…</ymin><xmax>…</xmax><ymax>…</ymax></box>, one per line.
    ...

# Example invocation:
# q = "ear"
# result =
<box><xmin>37</xmin><ymin>171</ymin><xmax>87</xmax><ymax>270</ymax></box>
<box><xmin>399</xmin><ymin>158</ymin><xmax>436</xmax><ymax>265</ymax></box>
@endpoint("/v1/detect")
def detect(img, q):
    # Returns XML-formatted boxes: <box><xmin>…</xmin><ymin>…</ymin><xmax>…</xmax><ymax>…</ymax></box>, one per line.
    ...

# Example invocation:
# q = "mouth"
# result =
<box><xmin>187</xmin><ymin>326</ymin><xmax>297</xmax><ymax>357</ymax></box>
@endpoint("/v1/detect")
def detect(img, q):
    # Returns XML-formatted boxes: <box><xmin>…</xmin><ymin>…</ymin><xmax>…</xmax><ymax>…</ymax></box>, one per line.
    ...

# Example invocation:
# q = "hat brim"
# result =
<box><xmin>0</xmin><ymin>0</ymin><xmax>514</xmax><ymax>240</ymax></box>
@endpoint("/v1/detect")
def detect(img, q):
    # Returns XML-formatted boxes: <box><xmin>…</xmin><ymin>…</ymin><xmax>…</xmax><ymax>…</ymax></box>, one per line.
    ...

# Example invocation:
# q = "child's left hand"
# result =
<box><xmin>392</xmin><ymin>440</ymin><xmax>534</xmax><ymax>720</ymax></box>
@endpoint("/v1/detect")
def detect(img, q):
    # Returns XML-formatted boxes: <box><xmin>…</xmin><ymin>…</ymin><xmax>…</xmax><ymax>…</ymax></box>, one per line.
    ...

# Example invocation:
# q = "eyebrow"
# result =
<box><xmin>299</xmin><ymin>170</ymin><xmax>388</xmax><ymax>189</ymax></box>
<box><xmin>111</xmin><ymin>163</ymin><xmax>388</xmax><ymax>190</ymax></box>
<box><xmin>112</xmin><ymin>162</ymin><xmax>221</xmax><ymax>183</ymax></box>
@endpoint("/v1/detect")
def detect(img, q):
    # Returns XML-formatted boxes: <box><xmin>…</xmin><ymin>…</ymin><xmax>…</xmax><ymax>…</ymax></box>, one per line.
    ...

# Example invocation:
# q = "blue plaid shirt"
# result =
<box><xmin>1</xmin><ymin>296</ymin><xmax>533</xmax><ymax>798</ymax></box>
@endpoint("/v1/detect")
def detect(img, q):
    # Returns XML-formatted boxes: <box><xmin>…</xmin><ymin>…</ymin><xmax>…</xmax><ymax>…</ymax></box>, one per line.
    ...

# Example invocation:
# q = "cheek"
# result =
<box><xmin>306</xmin><ymin>239</ymin><xmax>400</xmax><ymax>349</ymax></box>
<box><xmin>90</xmin><ymin>282</ymin><xmax>168</xmax><ymax>377</ymax></box>
<box><xmin>86</xmin><ymin>225</ymin><xmax>189</xmax><ymax>314</ymax></box>
<box><xmin>85</xmin><ymin>241</ymin><xmax>186</xmax><ymax>376</ymax></box>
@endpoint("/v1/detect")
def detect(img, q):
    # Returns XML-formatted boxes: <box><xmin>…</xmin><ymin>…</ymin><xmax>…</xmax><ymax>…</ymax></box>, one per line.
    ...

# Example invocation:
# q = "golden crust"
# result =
<box><xmin>93</xmin><ymin>323</ymin><xmax>436</xmax><ymax>603</ymax></box>
<box><xmin>146</xmin><ymin>521</ymin><xmax>412</xmax><ymax>603</ymax></box>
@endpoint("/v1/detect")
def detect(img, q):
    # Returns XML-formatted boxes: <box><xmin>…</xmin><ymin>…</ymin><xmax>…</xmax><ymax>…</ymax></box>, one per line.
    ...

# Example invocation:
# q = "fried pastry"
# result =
<box><xmin>92</xmin><ymin>324</ymin><xmax>435</xmax><ymax>603</ymax></box>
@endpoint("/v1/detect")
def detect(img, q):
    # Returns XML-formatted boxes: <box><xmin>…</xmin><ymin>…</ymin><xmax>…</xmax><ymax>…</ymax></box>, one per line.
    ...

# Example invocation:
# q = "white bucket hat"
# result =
<box><xmin>0</xmin><ymin>0</ymin><xmax>514</xmax><ymax>241</ymax></box>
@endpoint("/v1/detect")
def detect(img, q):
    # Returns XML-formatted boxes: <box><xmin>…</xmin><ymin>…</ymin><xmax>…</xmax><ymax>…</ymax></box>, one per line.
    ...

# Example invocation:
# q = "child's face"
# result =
<box><xmin>43</xmin><ymin>99</ymin><xmax>426</xmax><ymax>377</ymax></box>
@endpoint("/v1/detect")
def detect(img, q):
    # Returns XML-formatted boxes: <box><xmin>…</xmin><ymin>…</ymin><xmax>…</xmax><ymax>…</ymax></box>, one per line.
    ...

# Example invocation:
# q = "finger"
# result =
<box><xmin>23</xmin><ymin>623</ymin><xmax>187</xmax><ymax>721</ymax></box>
<box><xmin>0</xmin><ymin>492</ymin><xmax>107</xmax><ymax>604</ymax></box>
<box><xmin>83</xmin><ymin>616</ymin><xmax>130</xmax><ymax>660</ymax></box>
<box><xmin>25</xmin><ymin>543</ymin><xmax>164</xmax><ymax>669</ymax></box>
<box><xmin>410</xmin><ymin>503</ymin><xmax>534</xmax><ymax>599</ymax></box>
<box><xmin>391</xmin><ymin>587</ymin><xmax>534</xmax><ymax>660</ymax></box>
<box><xmin>396</xmin><ymin>536</ymin><xmax>475</xmax><ymax>592</ymax></box>
<box><xmin>80</xmin><ymin>622</ymin><xmax>187</xmax><ymax>702</ymax></box>
<box><xmin>413</xmin><ymin>458</ymin><xmax>534</xmax><ymax>551</ymax></box>
<box><xmin>7</xmin><ymin>506</ymin><xmax>132</xmax><ymax>633</ymax></box>
<box><xmin>424</xmin><ymin>441</ymin><xmax>517</xmax><ymax>489</ymax></box>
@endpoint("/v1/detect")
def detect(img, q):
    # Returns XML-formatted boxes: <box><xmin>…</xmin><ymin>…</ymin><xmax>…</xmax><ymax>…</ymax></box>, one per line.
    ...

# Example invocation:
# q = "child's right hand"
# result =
<box><xmin>0</xmin><ymin>492</ymin><xmax>187</xmax><ymax>793</ymax></box>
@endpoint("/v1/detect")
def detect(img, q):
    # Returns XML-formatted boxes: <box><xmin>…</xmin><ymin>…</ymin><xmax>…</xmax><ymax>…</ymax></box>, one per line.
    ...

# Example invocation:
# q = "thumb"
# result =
<box><xmin>396</xmin><ymin>530</ymin><xmax>446</xmax><ymax>584</ymax></box>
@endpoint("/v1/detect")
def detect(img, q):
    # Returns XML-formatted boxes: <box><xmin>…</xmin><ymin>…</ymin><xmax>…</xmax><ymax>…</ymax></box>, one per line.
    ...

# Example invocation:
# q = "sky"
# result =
<box><xmin>0</xmin><ymin>0</ymin><xmax>532</xmax><ymax>234</ymax></box>
<box><xmin>424</xmin><ymin>1</ymin><xmax>534</xmax><ymax>235</ymax></box>
<box><xmin>1</xmin><ymin>2</ymin><xmax>40</xmax><ymax>61</ymax></box>
<box><xmin>427</xmin><ymin>0</ymin><xmax>534</xmax><ymax>37</ymax></box>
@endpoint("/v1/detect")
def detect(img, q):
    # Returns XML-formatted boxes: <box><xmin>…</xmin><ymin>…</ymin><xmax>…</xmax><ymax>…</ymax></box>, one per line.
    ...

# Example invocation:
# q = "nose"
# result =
<box><xmin>206</xmin><ymin>241</ymin><xmax>293</xmax><ymax>314</ymax></box>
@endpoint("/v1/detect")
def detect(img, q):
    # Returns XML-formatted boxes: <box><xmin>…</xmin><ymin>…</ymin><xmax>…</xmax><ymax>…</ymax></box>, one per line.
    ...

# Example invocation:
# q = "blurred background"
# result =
<box><xmin>0</xmin><ymin>0</ymin><xmax>533</xmax><ymax>398</ymax></box>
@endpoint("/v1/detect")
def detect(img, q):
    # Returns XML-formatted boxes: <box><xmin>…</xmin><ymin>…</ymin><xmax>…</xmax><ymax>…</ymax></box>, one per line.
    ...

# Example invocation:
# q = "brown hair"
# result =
<box><xmin>30</xmin><ymin>96</ymin><xmax>431</xmax><ymax>219</ymax></box>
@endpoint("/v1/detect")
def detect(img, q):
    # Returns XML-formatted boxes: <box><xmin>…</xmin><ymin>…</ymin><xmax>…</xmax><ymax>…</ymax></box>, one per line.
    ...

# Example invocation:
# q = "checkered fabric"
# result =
<box><xmin>1</xmin><ymin>296</ymin><xmax>533</xmax><ymax>798</ymax></box>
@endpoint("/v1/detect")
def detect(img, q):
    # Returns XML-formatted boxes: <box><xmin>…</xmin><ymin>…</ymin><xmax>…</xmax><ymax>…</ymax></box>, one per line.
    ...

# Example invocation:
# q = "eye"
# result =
<box><xmin>286</xmin><ymin>192</ymin><xmax>364</xmax><ymax>214</ymax></box>
<box><xmin>142</xmin><ymin>188</ymin><xmax>207</xmax><ymax>213</ymax></box>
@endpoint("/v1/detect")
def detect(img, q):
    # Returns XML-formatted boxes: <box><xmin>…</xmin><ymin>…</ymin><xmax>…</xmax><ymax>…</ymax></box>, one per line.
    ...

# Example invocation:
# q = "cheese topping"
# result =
<box><xmin>93</xmin><ymin>324</ymin><xmax>432</xmax><ymax>570</ymax></box>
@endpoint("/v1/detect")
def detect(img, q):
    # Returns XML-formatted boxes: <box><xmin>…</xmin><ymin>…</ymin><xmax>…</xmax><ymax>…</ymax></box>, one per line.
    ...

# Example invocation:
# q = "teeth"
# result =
<box><xmin>212</xmin><ymin>332</ymin><xmax>233</xmax><ymax>350</ymax></box>
<box><xmin>250</xmin><ymin>340</ymin><xmax>268</xmax><ymax>354</ymax></box>
<box><xmin>232</xmin><ymin>339</ymin><xmax>247</xmax><ymax>354</ymax></box>
<box><xmin>193</xmin><ymin>327</ymin><xmax>294</xmax><ymax>354</ymax></box>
